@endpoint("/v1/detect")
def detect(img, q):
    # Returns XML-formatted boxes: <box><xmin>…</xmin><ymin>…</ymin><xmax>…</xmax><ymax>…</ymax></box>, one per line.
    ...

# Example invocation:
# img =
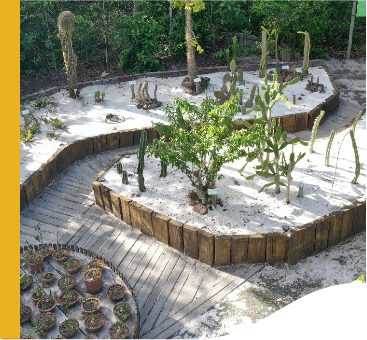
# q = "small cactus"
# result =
<box><xmin>116</xmin><ymin>162</ymin><xmax>122</xmax><ymax>174</ymax></box>
<box><xmin>352</xmin><ymin>110</ymin><xmax>363</xmax><ymax>134</ymax></box>
<box><xmin>250</xmin><ymin>84</ymin><xmax>256</xmax><ymax>101</ymax></box>
<box><xmin>101</xmin><ymin>92</ymin><xmax>105</xmax><ymax>102</ymax></box>
<box><xmin>238</xmin><ymin>69</ymin><xmax>245</xmax><ymax>86</ymax></box>
<box><xmin>350</xmin><ymin>130</ymin><xmax>360</xmax><ymax>184</ymax></box>
<box><xmin>138</xmin><ymin>172</ymin><xmax>146</xmax><ymax>192</ymax></box>
<box><xmin>137</xmin><ymin>130</ymin><xmax>147</xmax><ymax>192</ymax></box>
<box><xmin>325</xmin><ymin>130</ymin><xmax>335</xmax><ymax>167</ymax></box>
<box><xmin>293</xmin><ymin>65</ymin><xmax>296</xmax><ymax>77</ymax></box>
<box><xmin>309</xmin><ymin>110</ymin><xmax>325</xmax><ymax>153</ymax></box>
<box><xmin>122</xmin><ymin>170</ymin><xmax>128</xmax><ymax>184</ymax></box>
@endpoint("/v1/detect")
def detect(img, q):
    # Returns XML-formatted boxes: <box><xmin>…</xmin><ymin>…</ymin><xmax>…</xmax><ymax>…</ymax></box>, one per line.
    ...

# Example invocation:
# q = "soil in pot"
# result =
<box><xmin>36</xmin><ymin>312</ymin><xmax>57</xmax><ymax>332</ymax></box>
<box><xmin>86</xmin><ymin>259</ymin><xmax>105</xmax><ymax>271</ymax></box>
<box><xmin>107</xmin><ymin>284</ymin><xmax>126</xmax><ymax>302</ymax></box>
<box><xmin>37</xmin><ymin>245</ymin><xmax>53</xmax><ymax>259</ymax></box>
<box><xmin>31</xmin><ymin>286</ymin><xmax>45</xmax><ymax>303</ymax></box>
<box><xmin>58</xmin><ymin>276</ymin><xmax>77</xmax><ymax>290</ymax></box>
<box><xmin>52</xmin><ymin>248</ymin><xmax>70</xmax><ymax>262</ymax></box>
<box><xmin>84</xmin><ymin>313</ymin><xmax>105</xmax><ymax>332</ymax></box>
<box><xmin>108</xmin><ymin>322</ymin><xmax>130</xmax><ymax>339</ymax></box>
<box><xmin>82</xmin><ymin>269</ymin><xmax>103</xmax><ymax>294</ymax></box>
<box><xmin>20</xmin><ymin>305</ymin><xmax>32</xmax><ymax>324</ymax></box>
<box><xmin>81</xmin><ymin>298</ymin><xmax>101</xmax><ymax>314</ymax></box>
<box><xmin>63</xmin><ymin>258</ymin><xmax>82</xmax><ymax>274</ymax></box>
<box><xmin>42</xmin><ymin>272</ymin><xmax>55</xmax><ymax>284</ymax></box>
<box><xmin>113</xmin><ymin>301</ymin><xmax>132</xmax><ymax>321</ymax></box>
<box><xmin>59</xmin><ymin>319</ymin><xmax>79</xmax><ymax>338</ymax></box>
<box><xmin>60</xmin><ymin>289</ymin><xmax>79</xmax><ymax>307</ymax></box>
<box><xmin>20</xmin><ymin>274</ymin><xmax>33</xmax><ymax>291</ymax></box>
<box><xmin>37</xmin><ymin>297</ymin><xmax>57</xmax><ymax>313</ymax></box>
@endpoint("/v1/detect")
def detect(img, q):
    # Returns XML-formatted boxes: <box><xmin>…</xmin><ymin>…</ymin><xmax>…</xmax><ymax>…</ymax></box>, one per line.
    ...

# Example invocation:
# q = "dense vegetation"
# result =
<box><xmin>21</xmin><ymin>0</ymin><xmax>366</xmax><ymax>76</ymax></box>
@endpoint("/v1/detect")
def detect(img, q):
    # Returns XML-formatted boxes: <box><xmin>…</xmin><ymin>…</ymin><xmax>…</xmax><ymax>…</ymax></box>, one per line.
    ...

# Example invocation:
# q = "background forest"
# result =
<box><xmin>21</xmin><ymin>0</ymin><xmax>365</xmax><ymax>77</ymax></box>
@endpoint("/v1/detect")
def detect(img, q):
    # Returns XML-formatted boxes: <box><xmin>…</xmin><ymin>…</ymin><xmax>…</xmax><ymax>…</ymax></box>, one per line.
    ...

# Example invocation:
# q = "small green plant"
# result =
<box><xmin>325</xmin><ymin>130</ymin><xmax>335</xmax><ymax>167</ymax></box>
<box><xmin>49</xmin><ymin>117</ymin><xmax>66</xmax><ymax>129</ymax></box>
<box><xmin>122</xmin><ymin>170</ymin><xmax>128</xmax><ymax>184</ymax></box>
<box><xmin>44</xmin><ymin>129</ymin><xmax>60</xmax><ymax>140</ymax></box>
<box><xmin>31</xmin><ymin>96</ymin><xmax>54</xmax><ymax>110</ymax></box>
<box><xmin>20</xmin><ymin>128</ymin><xmax>34</xmax><ymax>142</ymax></box>
<box><xmin>94</xmin><ymin>90</ymin><xmax>105</xmax><ymax>103</ymax></box>
<box><xmin>116</xmin><ymin>162</ymin><xmax>122</xmax><ymax>174</ymax></box>
<box><xmin>32</xmin><ymin>283</ymin><xmax>44</xmax><ymax>299</ymax></box>
<box><xmin>309</xmin><ymin>110</ymin><xmax>325</xmax><ymax>153</ymax></box>
<box><xmin>20</xmin><ymin>99</ymin><xmax>30</xmax><ymax>111</ymax></box>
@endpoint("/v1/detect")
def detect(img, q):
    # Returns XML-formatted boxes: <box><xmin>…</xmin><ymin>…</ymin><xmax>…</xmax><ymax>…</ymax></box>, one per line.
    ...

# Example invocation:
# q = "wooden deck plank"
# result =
<box><xmin>37</xmin><ymin>194</ymin><xmax>89</xmax><ymax>214</ymax></box>
<box><xmin>30</xmin><ymin>200</ymin><xmax>85</xmax><ymax>219</ymax></box>
<box><xmin>81</xmin><ymin>217</ymin><xmax>115</xmax><ymax>251</ymax></box>
<box><xmin>96</xmin><ymin>229</ymin><xmax>122</xmax><ymax>258</ymax></box>
<box><xmin>42</xmin><ymin>189</ymin><xmax>93</xmax><ymax>206</ymax></box>
<box><xmin>102</xmin><ymin>227</ymin><xmax>134</xmax><ymax>265</ymax></box>
<box><xmin>22</xmin><ymin>209</ymin><xmax>70</xmax><ymax>229</ymax></box>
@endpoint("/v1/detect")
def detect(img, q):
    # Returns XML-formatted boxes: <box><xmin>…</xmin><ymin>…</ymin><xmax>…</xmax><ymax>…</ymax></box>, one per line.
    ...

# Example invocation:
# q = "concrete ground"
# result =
<box><xmin>171</xmin><ymin>58</ymin><xmax>366</xmax><ymax>339</ymax></box>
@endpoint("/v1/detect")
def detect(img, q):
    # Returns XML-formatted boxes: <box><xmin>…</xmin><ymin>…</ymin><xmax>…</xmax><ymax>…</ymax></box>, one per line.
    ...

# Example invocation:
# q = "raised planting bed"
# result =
<box><xmin>20</xmin><ymin>63</ymin><xmax>339</xmax><ymax>210</ymax></box>
<box><xmin>94</xmin><ymin>112</ymin><xmax>366</xmax><ymax>266</ymax></box>
<box><xmin>20</xmin><ymin>248</ymin><xmax>140</xmax><ymax>339</ymax></box>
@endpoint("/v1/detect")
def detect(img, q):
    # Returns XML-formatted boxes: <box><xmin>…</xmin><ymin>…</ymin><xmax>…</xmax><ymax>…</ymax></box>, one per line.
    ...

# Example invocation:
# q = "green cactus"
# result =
<box><xmin>298</xmin><ymin>31</ymin><xmax>310</xmax><ymax>76</ymax></box>
<box><xmin>116</xmin><ymin>162</ymin><xmax>122</xmax><ymax>174</ymax></box>
<box><xmin>101</xmin><ymin>92</ymin><xmax>105</xmax><ymax>102</ymax></box>
<box><xmin>293</xmin><ymin>65</ymin><xmax>296</xmax><ymax>77</ymax></box>
<box><xmin>309</xmin><ymin>110</ymin><xmax>325</xmax><ymax>153</ymax></box>
<box><xmin>250</xmin><ymin>84</ymin><xmax>257</xmax><ymax>101</ymax></box>
<box><xmin>95</xmin><ymin>90</ymin><xmax>100</xmax><ymax>101</ymax></box>
<box><xmin>241</xmin><ymin>106</ymin><xmax>246</xmax><ymax>115</ymax></box>
<box><xmin>160</xmin><ymin>160</ymin><xmax>167</xmax><ymax>177</ymax></box>
<box><xmin>352</xmin><ymin>110</ymin><xmax>363</xmax><ymax>134</ymax></box>
<box><xmin>325</xmin><ymin>130</ymin><xmax>335</xmax><ymax>167</ymax></box>
<box><xmin>317</xmin><ymin>76</ymin><xmax>319</xmax><ymax>85</ymax></box>
<box><xmin>122</xmin><ymin>170</ymin><xmax>128</xmax><ymax>184</ymax></box>
<box><xmin>238</xmin><ymin>69</ymin><xmax>244</xmax><ymax>86</ymax></box>
<box><xmin>311</xmin><ymin>75</ymin><xmax>313</xmax><ymax>84</ymax></box>
<box><xmin>137</xmin><ymin>130</ymin><xmax>147</xmax><ymax>168</ymax></box>
<box><xmin>230</xmin><ymin>60</ymin><xmax>237</xmax><ymax>75</ymax></box>
<box><xmin>138</xmin><ymin>171</ymin><xmax>146</xmax><ymax>192</ymax></box>
<box><xmin>350</xmin><ymin>130</ymin><xmax>360</xmax><ymax>184</ymax></box>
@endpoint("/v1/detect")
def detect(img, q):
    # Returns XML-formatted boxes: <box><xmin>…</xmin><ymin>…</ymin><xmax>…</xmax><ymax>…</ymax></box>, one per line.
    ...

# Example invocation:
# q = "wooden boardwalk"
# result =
<box><xmin>20</xmin><ymin>100</ymin><xmax>364</xmax><ymax>338</ymax></box>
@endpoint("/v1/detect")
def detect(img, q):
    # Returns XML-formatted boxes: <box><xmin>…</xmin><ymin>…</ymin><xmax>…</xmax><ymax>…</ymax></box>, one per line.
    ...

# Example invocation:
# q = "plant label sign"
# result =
<box><xmin>237</xmin><ymin>85</ymin><xmax>245</xmax><ymax>90</ymax></box>
<box><xmin>194</xmin><ymin>78</ymin><xmax>201</xmax><ymax>83</ymax></box>
<box><xmin>208</xmin><ymin>188</ymin><xmax>219</xmax><ymax>195</ymax></box>
<box><xmin>282</xmin><ymin>65</ymin><xmax>290</xmax><ymax>70</ymax></box>
<box><xmin>21</xmin><ymin>109</ymin><xmax>30</xmax><ymax>116</ymax></box>
<box><xmin>129</xmin><ymin>81</ymin><xmax>136</xmax><ymax>85</ymax></box>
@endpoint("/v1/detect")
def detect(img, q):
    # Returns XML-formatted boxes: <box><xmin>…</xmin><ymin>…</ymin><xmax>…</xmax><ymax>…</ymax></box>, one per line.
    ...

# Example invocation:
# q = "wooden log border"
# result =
<box><xmin>20</xmin><ymin>65</ymin><xmax>365</xmax><ymax>266</ymax></box>
<box><xmin>19</xmin><ymin>244</ymin><xmax>140</xmax><ymax>339</ymax></box>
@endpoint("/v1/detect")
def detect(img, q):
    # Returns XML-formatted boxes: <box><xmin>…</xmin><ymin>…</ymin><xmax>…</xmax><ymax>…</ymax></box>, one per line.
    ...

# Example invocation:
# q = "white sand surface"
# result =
<box><xmin>20</xmin><ymin>67</ymin><xmax>333</xmax><ymax>183</ymax></box>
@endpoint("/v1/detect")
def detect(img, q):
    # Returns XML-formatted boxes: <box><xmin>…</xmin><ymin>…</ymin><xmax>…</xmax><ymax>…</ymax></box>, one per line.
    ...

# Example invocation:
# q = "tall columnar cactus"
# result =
<box><xmin>122</xmin><ymin>170</ymin><xmax>128</xmax><ymax>184</ymax></box>
<box><xmin>325</xmin><ymin>130</ymin><xmax>335</xmax><ymax>167</ymax></box>
<box><xmin>352</xmin><ymin>110</ymin><xmax>363</xmax><ymax>134</ymax></box>
<box><xmin>116</xmin><ymin>162</ymin><xmax>122</xmax><ymax>174</ymax></box>
<box><xmin>57</xmin><ymin>11</ymin><xmax>79</xmax><ymax>99</ymax></box>
<box><xmin>350</xmin><ymin>130</ymin><xmax>360</xmax><ymax>184</ymax></box>
<box><xmin>160</xmin><ymin>160</ymin><xmax>167</xmax><ymax>177</ymax></box>
<box><xmin>137</xmin><ymin>130</ymin><xmax>147</xmax><ymax>192</ymax></box>
<box><xmin>298</xmin><ymin>31</ymin><xmax>310</xmax><ymax>76</ymax></box>
<box><xmin>309</xmin><ymin>110</ymin><xmax>325</xmax><ymax>153</ymax></box>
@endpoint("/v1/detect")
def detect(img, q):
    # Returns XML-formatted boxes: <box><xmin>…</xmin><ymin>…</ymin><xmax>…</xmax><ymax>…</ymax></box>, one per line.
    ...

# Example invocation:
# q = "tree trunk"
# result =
<box><xmin>186</xmin><ymin>7</ymin><xmax>197</xmax><ymax>81</ymax></box>
<box><xmin>58</xmin><ymin>33</ymin><xmax>78</xmax><ymax>99</ymax></box>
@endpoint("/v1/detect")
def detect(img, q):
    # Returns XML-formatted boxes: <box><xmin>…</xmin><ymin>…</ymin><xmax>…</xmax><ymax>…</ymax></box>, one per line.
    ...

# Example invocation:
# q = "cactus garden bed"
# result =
<box><xmin>20</xmin><ymin>65</ymin><xmax>336</xmax><ymax>183</ymax></box>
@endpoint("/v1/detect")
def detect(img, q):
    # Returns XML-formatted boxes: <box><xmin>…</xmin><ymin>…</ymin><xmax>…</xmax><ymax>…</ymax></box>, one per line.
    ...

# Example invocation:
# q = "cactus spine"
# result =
<box><xmin>160</xmin><ymin>160</ymin><xmax>167</xmax><ymax>177</ymax></box>
<box><xmin>350</xmin><ymin>130</ymin><xmax>360</xmax><ymax>184</ymax></box>
<box><xmin>137</xmin><ymin>131</ymin><xmax>147</xmax><ymax>192</ymax></box>
<box><xmin>116</xmin><ymin>162</ymin><xmax>122</xmax><ymax>174</ymax></box>
<box><xmin>309</xmin><ymin>110</ymin><xmax>325</xmax><ymax>153</ymax></box>
<box><xmin>122</xmin><ymin>170</ymin><xmax>128</xmax><ymax>184</ymax></box>
<box><xmin>352</xmin><ymin>110</ymin><xmax>363</xmax><ymax>134</ymax></box>
<box><xmin>325</xmin><ymin>130</ymin><xmax>335</xmax><ymax>167</ymax></box>
<box><xmin>57</xmin><ymin>11</ymin><xmax>79</xmax><ymax>99</ymax></box>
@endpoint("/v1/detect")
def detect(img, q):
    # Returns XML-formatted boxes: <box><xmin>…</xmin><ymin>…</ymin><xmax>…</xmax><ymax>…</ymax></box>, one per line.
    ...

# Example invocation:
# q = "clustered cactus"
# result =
<box><xmin>133</xmin><ymin>82</ymin><xmax>162</xmax><ymax>110</ymax></box>
<box><xmin>95</xmin><ymin>90</ymin><xmax>105</xmax><ymax>103</ymax></box>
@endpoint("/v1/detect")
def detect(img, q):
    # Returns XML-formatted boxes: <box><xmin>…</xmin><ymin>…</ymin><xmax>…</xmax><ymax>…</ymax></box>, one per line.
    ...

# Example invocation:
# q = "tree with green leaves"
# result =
<box><xmin>172</xmin><ymin>1</ymin><xmax>205</xmax><ymax>87</ymax></box>
<box><xmin>148</xmin><ymin>94</ymin><xmax>266</xmax><ymax>206</ymax></box>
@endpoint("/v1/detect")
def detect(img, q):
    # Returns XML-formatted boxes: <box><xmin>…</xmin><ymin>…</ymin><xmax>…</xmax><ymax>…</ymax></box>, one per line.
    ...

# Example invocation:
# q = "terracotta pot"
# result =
<box><xmin>84</xmin><ymin>313</ymin><xmax>105</xmax><ymax>332</ymax></box>
<box><xmin>31</xmin><ymin>290</ymin><xmax>45</xmax><ymax>304</ymax></box>
<box><xmin>60</xmin><ymin>290</ymin><xmax>79</xmax><ymax>307</ymax></box>
<box><xmin>58</xmin><ymin>276</ymin><xmax>77</xmax><ymax>290</ymax></box>
<box><xmin>64</xmin><ymin>258</ymin><xmax>82</xmax><ymax>274</ymax></box>
<box><xmin>113</xmin><ymin>301</ymin><xmax>132</xmax><ymax>321</ymax></box>
<box><xmin>87</xmin><ymin>259</ymin><xmax>105</xmax><ymax>271</ymax></box>
<box><xmin>20</xmin><ymin>275</ymin><xmax>33</xmax><ymax>291</ymax></box>
<box><xmin>81</xmin><ymin>297</ymin><xmax>101</xmax><ymax>314</ymax></box>
<box><xmin>42</xmin><ymin>272</ymin><xmax>55</xmax><ymax>284</ymax></box>
<box><xmin>108</xmin><ymin>323</ymin><xmax>130</xmax><ymax>339</ymax></box>
<box><xmin>20</xmin><ymin>305</ymin><xmax>32</xmax><ymax>324</ymax></box>
<box><xmin>59</xmin><ymin>319</ymin><xmax>79</xmax><ymax>338</ymax></box>
<box><xmin>37</xmin><ymin>245</ymin><xmax>54</xmax><ymax>259</ymax></box>
<box><xmin>107</xmin><ymin>284</ymin><xmax>126</xmax><ymax>302</ymax></box>
<box><xmin>37</xmin><ymin>297</ymin><xmax>57</xmax><ymax>313</ymax></box>
<box><xmin>28</xmin><ymin>255</ymin><xmax>44</xmax><ymax>273</ymax></box>
<box><xmin>82</xmin><ymin>269</ymin><xmax>103</xmax><ymax>294</ymax></box>
<box><xmin>52</xmin><ymin>248</ymin><xmax>71</xmax><ymax>262</ymax></box>
<box><xmin>36</xmin><ymin>312</ymin><xmax>57</xmax><ymax>331</ymax></box>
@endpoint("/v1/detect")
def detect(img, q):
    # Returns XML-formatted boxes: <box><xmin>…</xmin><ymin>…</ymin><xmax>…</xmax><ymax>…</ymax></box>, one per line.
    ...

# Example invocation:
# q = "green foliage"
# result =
<box><xmin>31</xmin><ymin>96</ymin><xmax>54</xmax><ymax>110</ymax></box>
<box><xmin>148</xmin><ymin>94</ymin><xmax>265</xmax><ymax>205</ymax></box>
<box><xmin>44</xmin><ymin>129</ymin><xmax>59</xmax><ymax>140</ymax></box>
<box><xmin>50</xmin><ymin>118</ymin><xmax>66</xmax><ymax>129</ymax></box>
<box><xmin>20</xmin><ymin>100</ymin><xmax>30</xmax><ymax>112</ymax></box>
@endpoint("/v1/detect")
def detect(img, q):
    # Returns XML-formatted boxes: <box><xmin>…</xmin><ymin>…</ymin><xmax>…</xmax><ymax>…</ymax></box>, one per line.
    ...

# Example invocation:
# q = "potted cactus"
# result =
<box><xmin>42</xmin><ymin>272</ymin><xmax>55</xmax><ymax>284</ymax></box>
<box><xmin>62</xmin><ymin>258</ymin><xmax>82</xmax><ymax>274</ymax></box>
<box><xmin>20</xmin><ymin>304</ymin><xmax>32</xmax><ymax>324</ymax></box>
<box><xmin>58</xmin><ymin>275</ymin><xmax>77</xmax><ymax>290</ymax></box>
<box><xmin>108</xmin><ymin>322</ymin><xmax>130</xmax><ymax>339</ymax></box>
<box><xmin>113</xmin><ymin>301</ymin><xmax>132</xmax><ymax>321</ymax></box>
<box><xmin>86</xmin><ymin>257</ymin><xmax>105</xmax><ymax>271</ymax></box>
<box><xmin>81</xmin><ymin>297</ymin><xmax>101</xmax><ymax>314</ymax></box>
<box><xmin>107</xmin><ymin>283</ymin><xmax>126</xmax><ymax>302</ymax></box>
<box><xmin>36</xmin><ymin>312</ymin><xmax>57</xmax><ymax>332</ymax></box>
<box><xmin>34</xmin><ymin>227</ymin><xmax>53</xmax><ymax>259</ymax></box>
<box><xmin>37</xmin><ymin>291</ymin><xmax>57</xmax><ymax>313</ymax></box>
<box><xmin>82</xmin><ymin>268</ymin><xmax>103</xmax><ymax>293</ymax></box>
<box><xmin>59</xmin><ymin>319</ymin><xmax>79</xmax><ymax>338</ymax></box>
<box><xmin>84</xmin><ymin>313</ymin><xmax>105</xmax><ymax>332</ymax></box>
<box><xmin>20</xmin><ymin>273</ymin><xmax>33</xmax><ymax>291</ymax></box>
<box><xmin>53</xmin><ymin>231</ymin><xmax>70</xmax><ymax>262</ymax></box>
<box><xmin>60</xmin><ymin>286</ymin><xmax>79</xmax><ymax>307</ymax></box>
<box><xmin>22</xmin><ymin>248</ymin><xmax>44</xmax><ymax>273</ymax></box>
<box><xmin>31</xmin><ymin>283</ymin><xmax>45</xmax><ymax>303</ymax></box>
